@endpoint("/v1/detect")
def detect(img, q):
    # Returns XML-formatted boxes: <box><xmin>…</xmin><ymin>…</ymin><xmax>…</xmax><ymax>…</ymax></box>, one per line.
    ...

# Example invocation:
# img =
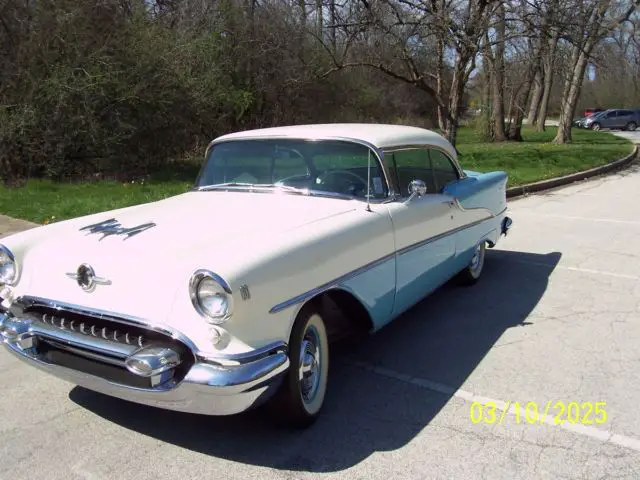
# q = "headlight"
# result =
<box><xmin>189</xmin><ymin>269</ymin><xmax>233</xmax><ymax>324</ymax></box>
<box><xmin>0</xmin><ymin>245</ymin><xmax>17</xmax><ymax>285</ymax></box>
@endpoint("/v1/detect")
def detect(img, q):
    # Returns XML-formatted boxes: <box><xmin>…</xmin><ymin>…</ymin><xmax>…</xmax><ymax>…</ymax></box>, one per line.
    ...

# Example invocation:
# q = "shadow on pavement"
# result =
<box><xmin>70</xmin><ymin>249</ymin><xmax>561</xmax><ymax>472</ymax></box>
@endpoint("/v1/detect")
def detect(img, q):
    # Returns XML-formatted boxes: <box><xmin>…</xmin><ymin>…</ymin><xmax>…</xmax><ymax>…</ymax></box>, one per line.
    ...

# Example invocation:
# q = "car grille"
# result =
<box><xmin>39</xmin><ymin>311</ymin><xmax>151</xmax><ymax>348</ymax></box>
<box><xmin>21</xmin><ymin>303</ymin><xmax>193</xmax><ymax>388</ymax></box>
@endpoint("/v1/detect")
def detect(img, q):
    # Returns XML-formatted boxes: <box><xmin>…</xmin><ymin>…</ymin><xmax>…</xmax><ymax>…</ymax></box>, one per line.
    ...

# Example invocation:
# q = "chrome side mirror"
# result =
<box><xmin>406</xmin><ymin>179</ymin><xmax>427</xmax><ymax>202</ymax></box>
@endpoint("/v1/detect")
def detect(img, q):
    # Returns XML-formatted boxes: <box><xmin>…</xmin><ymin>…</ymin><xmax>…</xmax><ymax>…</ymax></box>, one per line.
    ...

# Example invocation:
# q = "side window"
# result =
<box><xmin>312</xmin><ymin>147</ymin><xmax>387</xmax><ymax>198</ymax></box>
<box><xmin>391</xmin><ymin>149</ymin><xmax>437</xmax><ymax>196</ymax></box>
<box><xmin>429</xmin><ymin>149</ymin><xmax>459</xmax><ymax>191</ymax></box>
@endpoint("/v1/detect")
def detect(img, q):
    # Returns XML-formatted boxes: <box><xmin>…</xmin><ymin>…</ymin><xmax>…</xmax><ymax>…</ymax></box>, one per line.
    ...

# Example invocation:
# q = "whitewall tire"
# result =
<box><xmin>456</xmin><ymin>242</ymin><xmax>486</xmax><ymax>286</ymax></box>
<box><xmin>269</xmin><ymin>305</ymin><xmax>329</xmax><ymax>427</ymax></box>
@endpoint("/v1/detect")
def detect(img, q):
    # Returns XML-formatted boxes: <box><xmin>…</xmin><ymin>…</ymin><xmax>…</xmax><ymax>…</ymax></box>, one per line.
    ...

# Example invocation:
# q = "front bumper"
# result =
<box><xmin>0</xmin><ymin>310</ymin><xmax>289</xmax><ymax>415</ymax></box>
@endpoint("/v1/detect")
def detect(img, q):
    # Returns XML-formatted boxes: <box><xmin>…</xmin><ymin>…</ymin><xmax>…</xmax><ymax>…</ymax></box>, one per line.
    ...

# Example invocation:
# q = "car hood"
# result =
<box><xmin>17</xmin><ymin>191</ymin><xmax>358</xmax><ymax>317</ymax></box>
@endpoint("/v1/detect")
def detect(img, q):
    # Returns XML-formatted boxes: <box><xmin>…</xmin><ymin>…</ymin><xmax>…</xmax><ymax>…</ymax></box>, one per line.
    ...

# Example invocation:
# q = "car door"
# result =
<box><xmin>600</xmin><ymin>111</ymin><xmax>616</xmax><ymax>128</ymax></box>
<box><xmin>617</xmin><ymin>110</ymin><xmax>633</xmax><ymax>129</ymax></box>
<box><xmin>384</xmin><ymin>148</ymin><xmax>457</xmax><ymax>318</ymax></box>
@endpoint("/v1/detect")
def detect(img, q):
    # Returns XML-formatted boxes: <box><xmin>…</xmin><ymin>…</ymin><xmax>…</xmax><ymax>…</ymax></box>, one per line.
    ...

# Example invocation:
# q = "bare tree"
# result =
<box><xmin>554</xmin><ymin>0</ymin><xmax>639</xmax><ymax>144</ymax></box>
<box><xmin>321</xmin><ymin>0</ymin><xmax>501</xmax><ymax>146</ymax></box>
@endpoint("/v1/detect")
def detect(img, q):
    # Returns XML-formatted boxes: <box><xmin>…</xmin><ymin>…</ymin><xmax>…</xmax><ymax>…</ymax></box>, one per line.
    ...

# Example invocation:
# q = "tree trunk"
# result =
<box><xmin>316</xmin><ymin>0</ymin><xmax>322</xmax><ymax>39</ymax></box>
<box><xmin>444</xmin><ymin>62</ymin><xmax>467</xmax><ymax>147</ymax></box>
<box><xmin>299</xmin><ymin>0</ymin><xmax>306</xmax><ymax>28</ymax></box>
<box><xmin>527</xmin><ymin>71</ymin><xmax>543</xmax><ymax>126</ymax></box>
<box><xmin>329</xmin><ymin>0</ymin><xmax>336</xmax><ymax>53</ymax></box>
<box><xmin>436</xmin><ymin>34</ymin><xmax>446</xmax><ymax>132</ymax></box>
<box><xmin>490</xmin><ymin>3</ymin><xmax>507</xmax><ymax>141</ymax></box>
<box><xmin>507</xmin><ymin>62</ymin><xmax>537</xmax><ymax>141</ymax></box>
<box><xmin>554</xmin><ymin>45</ymin><xmax>591</xmax><ymax>144</ymax></box>
<box><xmin>536</xmin><ymin>29</ymin><xmax>559</xmax><ymax>132</ymax></box>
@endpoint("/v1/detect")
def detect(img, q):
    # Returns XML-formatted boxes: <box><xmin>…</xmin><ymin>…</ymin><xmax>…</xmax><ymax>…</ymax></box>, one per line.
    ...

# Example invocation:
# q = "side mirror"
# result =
<box><xmin>406</xmin><ymin>179</ymin><xmax>427</xmax><ymax>202</ymax></box>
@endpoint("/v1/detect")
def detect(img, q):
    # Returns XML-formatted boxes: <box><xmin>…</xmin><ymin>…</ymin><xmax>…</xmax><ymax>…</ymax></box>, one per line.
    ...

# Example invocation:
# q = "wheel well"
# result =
<box><xmin>300</xmin><ymin>289</ymin><xmax>373</xmax><ymax>341</ymax></box>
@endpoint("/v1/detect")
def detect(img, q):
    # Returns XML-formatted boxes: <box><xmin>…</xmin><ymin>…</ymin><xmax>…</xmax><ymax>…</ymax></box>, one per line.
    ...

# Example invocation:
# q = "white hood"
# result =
<box><xmin>18</xmin><ymin>191</ymin><xmax>358</xmax><ymax>317</ymax></box>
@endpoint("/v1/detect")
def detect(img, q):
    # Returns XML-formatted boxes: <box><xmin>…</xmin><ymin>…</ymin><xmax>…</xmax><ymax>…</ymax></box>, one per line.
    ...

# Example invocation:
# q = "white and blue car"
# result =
<box><xmin>0</xmin><ymin>124</ymin><xmax>511</xmax><ymax>427</ymax></box>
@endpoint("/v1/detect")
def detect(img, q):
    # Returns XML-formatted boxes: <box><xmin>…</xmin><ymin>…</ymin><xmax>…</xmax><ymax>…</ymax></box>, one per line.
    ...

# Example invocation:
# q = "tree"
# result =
<box><xmin>321</xmin><ymin>0</ymin><xmax>502</xmax><ymax>146</ymax></box>
<box><xmin>553</xmin><ymin>0</ymin><xmax>639</xmax><ymax>144</ymax></box>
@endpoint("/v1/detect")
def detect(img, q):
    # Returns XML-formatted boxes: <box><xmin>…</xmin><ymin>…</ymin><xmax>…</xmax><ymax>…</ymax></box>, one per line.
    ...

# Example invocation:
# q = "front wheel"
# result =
<box><xmin>456</xmin><ymin>242</ymin><xmax>486</xmax><ymax>286</ymax></box>
<box><xmin>591</xmin><ymin>122</ymin><xmax>601</xmax><ymax>131</ymax></box>
<box><xmin>268</xmin><ymin>305</ymin><xmax>329</xmax><ymax>428</ymax></box>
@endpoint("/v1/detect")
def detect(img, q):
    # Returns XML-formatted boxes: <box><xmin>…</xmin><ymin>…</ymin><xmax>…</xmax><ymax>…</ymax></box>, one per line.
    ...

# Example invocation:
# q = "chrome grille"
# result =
<box><xmin>18</xmin><ymin>303</ymin><xmax>194</xmax><ymax>388</ymax></box>
<box><xmin>39</xmin><ymin>313</ymin><xmax>150</xmax><ymax>348</ymax></box>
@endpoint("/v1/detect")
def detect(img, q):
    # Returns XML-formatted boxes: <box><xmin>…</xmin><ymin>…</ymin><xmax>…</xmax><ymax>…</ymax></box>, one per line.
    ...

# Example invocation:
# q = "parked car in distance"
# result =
<box><xmin>584</xmin><ymin>107</ymin><xmax>603</xmax><ymax>117</ymax></box>
<box><xmin>573</xmin><ymin>117</ymin><xmax>588</xmax><ymax>128</ymax></box>
<box><xmin>584</xmin><ymin>109</ymin><xmax>640</xmax><ymax>131</ymax></box>
<box><xmin>0</xmin><ymin>124</ymin><xmax>512</xmax><ymax>427</ymax></box>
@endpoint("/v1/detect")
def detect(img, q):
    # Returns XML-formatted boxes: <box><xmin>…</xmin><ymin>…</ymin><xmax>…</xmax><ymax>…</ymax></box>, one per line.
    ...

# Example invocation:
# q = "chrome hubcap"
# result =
<box><xmin>470</xmin><ymin>243</ymin><xmax>484</xmax><ymax>275</ymax></box>
<box><xmin>298</xmin><ymin>326</ymin><xmax>321</xmax><ymax>404</ymax></box>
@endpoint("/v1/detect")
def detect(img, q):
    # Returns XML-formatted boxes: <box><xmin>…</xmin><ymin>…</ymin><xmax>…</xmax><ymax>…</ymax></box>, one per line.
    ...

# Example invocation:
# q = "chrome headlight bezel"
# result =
<box><xmin>189</xmin><ymin>269</ymin><xmax>233</xmax><ymax>324</ymax></box>
<box><xmin>0</xmin><ymin>244</ymin><xmax>18</xmax><ymax>286</ymax></box>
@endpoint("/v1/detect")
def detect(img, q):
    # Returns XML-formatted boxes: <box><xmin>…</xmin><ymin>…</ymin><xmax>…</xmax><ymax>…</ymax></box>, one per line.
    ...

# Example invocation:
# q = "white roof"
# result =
<box><xmin>212</xmin><ymin>123</ymin><xmax>456</xmax><ymax>158</ymax></box>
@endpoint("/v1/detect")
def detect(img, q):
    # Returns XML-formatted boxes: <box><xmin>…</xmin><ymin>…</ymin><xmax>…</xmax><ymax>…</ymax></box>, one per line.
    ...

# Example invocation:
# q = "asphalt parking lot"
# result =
<box><xmin>2</xmin><ymin>162</ymin><xmax>640</xmax><ymax>479</ymax></box>
<box><xmin>608</xmin><ymin>130</ymin><xmax>640</xmax><ymax>144</ymax></box>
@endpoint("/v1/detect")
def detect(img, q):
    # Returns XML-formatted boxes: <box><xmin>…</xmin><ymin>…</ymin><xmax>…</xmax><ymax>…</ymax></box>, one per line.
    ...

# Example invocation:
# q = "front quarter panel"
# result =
<box><xmin>187</xmin><ymin>205</ymin><xmax>397</xmax><ymax>353</ymax></box>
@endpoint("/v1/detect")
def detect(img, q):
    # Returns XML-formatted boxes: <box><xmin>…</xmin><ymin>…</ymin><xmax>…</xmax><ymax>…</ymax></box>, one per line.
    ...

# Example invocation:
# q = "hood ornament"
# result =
<box><xmin>66</xmin><ymin>264</ymin><xmax>111</xmax><ymax>292</ymax></box>
<box><xmin>80</xmin><ymin>218</ymin><xmax>156</xmax><ymax>240</ymax></box>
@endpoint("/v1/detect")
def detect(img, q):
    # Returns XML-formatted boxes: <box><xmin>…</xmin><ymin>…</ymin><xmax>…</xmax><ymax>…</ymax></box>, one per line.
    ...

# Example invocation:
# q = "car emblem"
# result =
<box><xmin>239</xmin><ymin>284</ymin><xmax>251</xmax><ymax>301</ymax></box>
<box><xmin>79</xmin><ymin>218</ymin><xmax>156</xmax><ymax>241</ymax></box>
<box><xmin>65</xmin><ymin>264</ymin><xmax>111</xmax><ymax>292</ymax></box>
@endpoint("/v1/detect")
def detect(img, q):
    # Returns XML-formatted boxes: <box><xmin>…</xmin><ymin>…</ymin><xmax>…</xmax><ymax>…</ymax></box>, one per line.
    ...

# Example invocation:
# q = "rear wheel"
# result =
<box><xmin>268</xmin><ymin>305</ymin><xmax>329</xmax><ymax>428</ymax></box>
<box><xmin>456</xmin><ymin>242</ymin><xmax>486</xmax><ymax>286</ymax></box>
<box><xmin>591</xmin><ymin>123</ymin><xmax>601</xmax><ymax>131</ymax></box>
<box><xmin>626</xmin><ymin>122</ymin><xmax>637</xmax><ymax>132</ymax></box>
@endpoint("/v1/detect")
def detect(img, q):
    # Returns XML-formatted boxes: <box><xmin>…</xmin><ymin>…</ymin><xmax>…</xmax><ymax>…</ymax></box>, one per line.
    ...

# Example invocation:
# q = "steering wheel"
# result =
<box><xmin>316</xmin><ymin>170</ymin><xmax>370</xmax><ymax>195</ymax></box>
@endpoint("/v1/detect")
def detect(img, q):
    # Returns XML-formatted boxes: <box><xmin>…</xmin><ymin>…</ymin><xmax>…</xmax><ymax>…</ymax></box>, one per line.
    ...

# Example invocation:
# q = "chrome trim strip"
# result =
<box><xmin>197</xmin><ymin>341</ymin><xmax>288</xmax><ymax>363</ymax></box>
<box><xmin>194</xmin><ymin>185</ymin><xmax>364</xmax><ymax>202</ymax></box>
<box><xmin>397</xmin><ymin>216</ymin><xmax>493</xmax><ymax>256</ymax></box>
<box><xmin>202</xmin><ymin>136</ymin><xmax>397</xmax><ymax>199</ymax></box>
<box><xmin>270</xmin><ymin>213</ymin><xmax>499</xmax><ymax>314</ymax></box>
<box><xmin>269</xmin><ymin>253</ymin><xmax>396</xmax><ymax>314</ymax></box>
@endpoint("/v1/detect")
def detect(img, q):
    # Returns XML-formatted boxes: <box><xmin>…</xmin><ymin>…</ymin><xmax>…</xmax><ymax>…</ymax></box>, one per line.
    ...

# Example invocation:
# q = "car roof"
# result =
<box><xmin>211</xmin><ymin>124</ymin><xmax>457</xmax><ymax>158</ymax></box>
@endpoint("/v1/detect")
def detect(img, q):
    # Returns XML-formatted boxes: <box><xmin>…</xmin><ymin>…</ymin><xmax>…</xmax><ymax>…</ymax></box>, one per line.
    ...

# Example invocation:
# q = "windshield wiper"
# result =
<box><xmin>196</xmin><ymin>183</ymin><xmax>306</xmax><ymax>193</ymax></box>
<box><xmin>196</xmin><ymin>182</ymin><xmax>254</xmax><ymax>191</ymax></box>
<box><xmin>253</xmin><ymin>183</ymin><xmax>306</xmax><ymax>192</ymax></box>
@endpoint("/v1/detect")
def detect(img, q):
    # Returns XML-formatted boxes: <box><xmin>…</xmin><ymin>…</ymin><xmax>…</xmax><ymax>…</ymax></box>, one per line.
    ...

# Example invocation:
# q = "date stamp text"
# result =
<box><xmin>470</xmin><ymin>401</ymin><xmax>607</xmax><ymax>425</ymax></box>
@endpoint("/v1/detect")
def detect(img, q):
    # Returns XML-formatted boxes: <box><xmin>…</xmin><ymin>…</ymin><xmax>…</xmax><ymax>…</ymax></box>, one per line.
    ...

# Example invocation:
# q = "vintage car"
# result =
<box><xmin>0</xmin><ymin>124</ymin><xmax>511</xmax><ymax>427</ymax></box>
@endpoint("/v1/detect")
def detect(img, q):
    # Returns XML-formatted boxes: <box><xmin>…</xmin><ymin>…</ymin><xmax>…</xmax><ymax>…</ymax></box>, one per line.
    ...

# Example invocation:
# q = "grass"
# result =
<box><xmin>0</xmin><ymin>127</ymin><xmax>633</xmax><ymax>224</ymax></box>
<box><xmin>456</xmin><ymin>126</ymin><xmax>633</xmax><ymax>186</ymax></box>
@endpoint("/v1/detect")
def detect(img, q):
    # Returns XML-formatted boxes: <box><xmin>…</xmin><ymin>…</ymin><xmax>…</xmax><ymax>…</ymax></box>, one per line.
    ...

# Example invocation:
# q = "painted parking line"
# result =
<box><xmin>512</xmin><ymin>212</ymin><xmax>640</xmax><ymax>226</ymax></box>
<box><xmin>351</xmin><ymin>360</ymin><xmax>640</xmax><ymax>453</ymax></box>
<box><xmin>503</xmin><ymin>258</ymin><xmax>640</xmax><ymax>281</ymax></box>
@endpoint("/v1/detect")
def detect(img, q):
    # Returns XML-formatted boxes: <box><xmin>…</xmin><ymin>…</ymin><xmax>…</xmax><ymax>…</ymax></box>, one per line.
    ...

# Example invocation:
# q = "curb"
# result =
<box><xmin>506</xmin><ymin>145</ymin><xmax>638</xmax><ymax>198</ymax></box>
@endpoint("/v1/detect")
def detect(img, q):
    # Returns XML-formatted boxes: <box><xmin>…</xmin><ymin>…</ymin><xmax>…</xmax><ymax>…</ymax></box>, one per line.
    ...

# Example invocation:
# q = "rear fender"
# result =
<box><xmin>443</xmin><ymin>171</ymin><xmax>508</xmax><ymax>216</ymax></box>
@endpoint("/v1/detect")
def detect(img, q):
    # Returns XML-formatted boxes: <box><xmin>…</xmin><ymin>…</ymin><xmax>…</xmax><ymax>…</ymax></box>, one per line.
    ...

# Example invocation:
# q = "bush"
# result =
<box><xmin>0</xmin><ymin>0</ymin><xmax>437</xmax><ymax>184</ymax></box>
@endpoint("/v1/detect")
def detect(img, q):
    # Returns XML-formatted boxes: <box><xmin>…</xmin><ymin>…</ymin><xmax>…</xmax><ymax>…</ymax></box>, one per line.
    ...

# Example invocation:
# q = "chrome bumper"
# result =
<box><xmin>0</xmin><ymin>312</ymin><xmax>289</xmax><ymax>415</ymax></box>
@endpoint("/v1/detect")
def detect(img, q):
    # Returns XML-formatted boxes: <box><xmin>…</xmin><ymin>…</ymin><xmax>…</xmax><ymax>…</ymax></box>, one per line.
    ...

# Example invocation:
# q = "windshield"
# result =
<box><xmin>195</xmin><ymin>139</ymin><xmax>388</xmax><ymax>199</ymax></box>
